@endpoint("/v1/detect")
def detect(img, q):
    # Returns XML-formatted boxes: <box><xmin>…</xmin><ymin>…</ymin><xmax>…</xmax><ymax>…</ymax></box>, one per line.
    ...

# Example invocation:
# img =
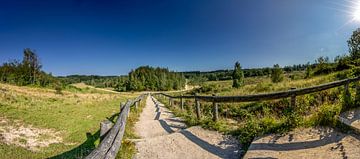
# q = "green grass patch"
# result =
<box><xmin>0</xmin><ymin>82</ymin><xmax>139</xmax><ymax>159</ymax></box>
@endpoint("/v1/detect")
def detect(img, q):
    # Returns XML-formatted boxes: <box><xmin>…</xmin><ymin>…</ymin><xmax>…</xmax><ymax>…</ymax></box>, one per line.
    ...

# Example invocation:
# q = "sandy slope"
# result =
<box><xmin>133</xmin><ymin>95</ymin><xmax>241</xmax><ymax>159</ymax></box>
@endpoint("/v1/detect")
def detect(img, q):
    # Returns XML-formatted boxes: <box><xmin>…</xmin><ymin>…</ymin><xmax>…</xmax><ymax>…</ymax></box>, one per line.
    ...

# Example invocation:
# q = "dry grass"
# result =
<box><xmin>0</xmin><ymin>82</ymin><xmax>139</xmax><ymax>158</ymax></box>
<box><xmin>202</xmin><ymin>73</ymin><xmax>336</xmax><ymax>96</ymax></box>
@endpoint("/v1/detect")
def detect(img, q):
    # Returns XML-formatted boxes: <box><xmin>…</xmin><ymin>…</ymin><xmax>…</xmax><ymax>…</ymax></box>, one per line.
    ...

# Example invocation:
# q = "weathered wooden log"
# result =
<box><xmin>195</xmin><ymin>94</ymin><xmax>201</xmax><ymax>119</ymax></box>
<box><xmin>212</xmin><ymin>94</ymin><xmax>219</xmax><ymax>122</ymax></box>
<box><xmin>85</xmin><ymin>100</ymin><xmax>132</xmax><ymax>159</ymax></box>
<box><xmin>180</xmin><ymin>95</ymin><xmax>184</xmax><ymax>110</ymax></box>
<box><xmin>290</xmin><ymin>88</ymin><xmax>296</xmax><ymax>108</ymax></box>
<box><xmin>100</xmin><ymin>120</ymin><xmax>114</xmax><ymax>142</ymax></box>
<box><xmin>104</xmin><ymin>102</ymin><xmax>130</xmax><ymax>159</ymax></box>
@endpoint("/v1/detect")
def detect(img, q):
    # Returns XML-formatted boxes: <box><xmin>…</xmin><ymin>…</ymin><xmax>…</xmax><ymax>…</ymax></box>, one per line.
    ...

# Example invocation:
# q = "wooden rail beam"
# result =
<box><xmin>155</xmin><ymin>76</ymin><xmax>360</xmax><ymax>103</ymax></box>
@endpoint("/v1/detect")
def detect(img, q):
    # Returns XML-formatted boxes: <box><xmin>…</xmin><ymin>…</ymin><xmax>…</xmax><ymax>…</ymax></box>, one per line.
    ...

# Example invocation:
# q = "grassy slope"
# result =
<box><xmin>160</xmin><ymin>71</ymin><xmax>355</xmax><ymax>151</ymax></box>
<box><xmin>0</xmin><ymin>83</ymin><xmax>140</xmax><ymax>159</ymax></box>
<box><xmin>202</xmin><ymin>72</ymin><xmax>336</xmax><ymax>96</ymax></box>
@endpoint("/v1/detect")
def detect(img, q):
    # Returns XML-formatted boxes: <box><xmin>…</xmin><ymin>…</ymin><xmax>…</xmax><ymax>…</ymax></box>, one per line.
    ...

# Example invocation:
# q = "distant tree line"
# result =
<box><xmin>0</xmin><ymin>48</ymin><xmax>58</xmax><ymax>87</ymax></box>
<box><xmin>58</xmin><ymin>67</ymin><xmax>186</xmax><ymax>92</ymax></box>
<box><xmin>59</xmin><ymin>75</ymin><xmax>120</xmax><ymax>88</ymax></box>
<box><xmin>124</xmin><ymin>66</ymin><xmax>186</xmax><ymax>91</ymax></box>
<box><xmin>182</xmin><ymin>64</ymin><xmax>307</xmax><ymax>84</ymax></box>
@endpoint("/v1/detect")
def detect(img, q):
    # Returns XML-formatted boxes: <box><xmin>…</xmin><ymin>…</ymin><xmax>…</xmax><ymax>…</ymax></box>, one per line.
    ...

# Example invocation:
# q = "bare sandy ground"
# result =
<box><xmin>244</xmin><ymin>127</ymin><xmax>360</xmax><ymax>159</ymax></box>
<box><xmin>339</xmin><ymin>107</ymin><xmax>360</xmax><ymax>132</ymax></box>
<box><xmin>0</xmin><ymin>117</ymin><xmax>63</xmax><ymax>151</ymax></box>
<box><xmin>133</xmin><ymin>95</ymin><xmax>241</xmax><ymax>159</ymax></box>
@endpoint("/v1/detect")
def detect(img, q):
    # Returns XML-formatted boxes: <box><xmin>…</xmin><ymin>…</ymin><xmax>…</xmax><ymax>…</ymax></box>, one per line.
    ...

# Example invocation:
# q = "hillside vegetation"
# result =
<box><xmin>0</xmin><ymin>82</ymin><xmax>140</xmax><ymax>158</ymax></box>
<box><xmin>159</xmin><ymin>68</ymin><xmax>360</xmax><ymax>151</ymax></box>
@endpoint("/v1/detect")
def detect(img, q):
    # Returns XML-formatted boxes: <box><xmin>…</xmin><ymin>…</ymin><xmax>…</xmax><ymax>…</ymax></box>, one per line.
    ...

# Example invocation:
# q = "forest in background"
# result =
<box><xmin>1</xmin><ymin>28</ymin><xmax>360</xmax><ymax>93</ymax></box>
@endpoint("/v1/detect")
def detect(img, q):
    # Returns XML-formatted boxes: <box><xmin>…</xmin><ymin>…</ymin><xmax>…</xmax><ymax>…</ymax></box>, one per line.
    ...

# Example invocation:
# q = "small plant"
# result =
<box><xmin>305</xmin><ymin>66</ymin><xmax>312</xmax><ymax>79</ymax></box>
<box><xmin>271</xmin><ymin>64</ymin><xmax>284</xmax><ymax>83</ymax></box>
<box><xmin>54</xmin><ymin>83</ymin><xmax>63</xmax><ymax>95</ymax></box>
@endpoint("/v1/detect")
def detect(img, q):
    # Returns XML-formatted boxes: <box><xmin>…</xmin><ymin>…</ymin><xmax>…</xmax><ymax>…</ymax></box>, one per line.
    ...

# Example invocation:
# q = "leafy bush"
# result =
<box><xmin>271</xmin><ymin>64</ymin><xmax>284</xmax><ymax>83</ymax></box>
<box><xmin>232</xmin><ymin>62</ymin><xmax>244</xmax><ymax>88</ymax></box>
<box><xmin>312</xmin><ymin>103</ymin><xmax>341</xmax><ymax>126</ymax></box>
<box><xmin>313</xmin><ymin>56</ymin><xmax>334</xmax><ymax>75</ymax></box>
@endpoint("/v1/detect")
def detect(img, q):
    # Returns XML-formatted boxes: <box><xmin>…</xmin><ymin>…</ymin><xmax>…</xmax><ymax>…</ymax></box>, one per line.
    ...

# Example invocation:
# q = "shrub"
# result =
<box><xmin>305</xmin><ymin>66</ymin><xmax>312</xmax><ymax>79</ymax></box>
<box><xmin>313</xmin><ymin>103</ymin><xmax>341</xmax><ymax>126</ymax></box>
<box><xmin>271</xmin><ymin>64</ymin><xmax>284</xmax><ymax>83</ymax></box>
<box><xmin>313</xmin><ymin>56</ymin><xmax>334</xmax><ymax>75</ymax></box>
<box><xmin>232</xmin><ymin>62</ymin><xmax>244</xmax><ymax>88</ymax></box>
<box><xmin>54</xmin><ymin>83</ymin><xmax>63</xmax><ymax>95</ymax></box>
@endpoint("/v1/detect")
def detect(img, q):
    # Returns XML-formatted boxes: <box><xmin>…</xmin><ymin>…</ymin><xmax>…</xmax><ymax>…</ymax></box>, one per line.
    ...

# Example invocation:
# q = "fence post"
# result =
<box><xmin>180</xmin><ymin>94</ymin><xmax>184</xmax><ymax>110</ymax></box>
<box><xmin>100</xmin><ymin>120</ymin><xmax>114</xmax><ymax>142</ymax></box>
<box><xmin>135</xmin><ymin>101</ymin><xmax>138</xmax><ymax>110</ymax></box>
<box><xmin>195</xmin><ymin>93</ymin><xmax>201</xmax><ymax>120</ymax></box>
<box><xmin>212</xmin><ymin>94</ymin><xmax>219</xmax><ymax>122</ymax></box>
<box><xmin>290</xmin><ymin>88</ymin><xmax>296</xmax><ymax>108</ymax></box>
<box><xmin>120</xmin><ymin>102</ymin><xmax>125</xmax><ymax>110</ymax></box>
<box><xmin>344</xmin><ymin>80</ymin><xmax>351</xmax><ymax>109</ymax></box>
<box><xmin>169</xmin><ymin>97</ymin><xmax>172</xmax><ymax>106</ymax></box>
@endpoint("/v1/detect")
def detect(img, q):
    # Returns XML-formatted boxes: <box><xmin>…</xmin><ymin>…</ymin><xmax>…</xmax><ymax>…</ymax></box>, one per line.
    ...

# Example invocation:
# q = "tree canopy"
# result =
<box><xmin>348</xmin><ymin>28</ymin><xmax>360</xmax><ymax>60</ymax></box>
<box><xmin>125</xmin><ymin>66</ymin><xmax>186</xmax><ymax>91</ymax></box>
<box><xmin>0</xmin><ymin>49</ymin><xmax>57</xmax><ymax>87</ymax></box>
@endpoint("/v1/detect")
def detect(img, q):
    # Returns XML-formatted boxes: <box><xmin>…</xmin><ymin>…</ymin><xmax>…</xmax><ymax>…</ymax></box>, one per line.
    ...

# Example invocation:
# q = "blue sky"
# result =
<box><xmin>0</xmin><ymin>0</ymin><xmax>359</xmax><ymax>76</ymax></box>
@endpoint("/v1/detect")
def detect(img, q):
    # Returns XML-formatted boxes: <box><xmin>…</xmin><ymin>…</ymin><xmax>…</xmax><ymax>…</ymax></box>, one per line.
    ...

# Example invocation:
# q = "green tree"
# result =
<box><xmin>232</xmin><ymin>61</ymin><xmax>244</xmax><ymax>88</ymax></box>
<box><xmin>271</xmin><ymin>64</ymin><xmax>284</xmax><ymax>83</ymax></box>
<box><xmin>125</xmin><ymin>66</ymin><xmax>185</xmax><ymax>91</ymax></box>
<box><xmin>348</xmin><ymin>28</ymin><xmax>360</xmax><ymax>60</ymax></box>
<box><xmin>305</xmin><ymin>65</ymin><xmax>312</xmax><ymax>79</ymax></box>
<box><xmin>22</xmin><ymin>48</ymin><xmax>42</xmax><ymax>85</ymax></box>
<box><xmin>313</xmin><ymin>56</ymin><xmax>333</xmax><ymax>75</ymax></box>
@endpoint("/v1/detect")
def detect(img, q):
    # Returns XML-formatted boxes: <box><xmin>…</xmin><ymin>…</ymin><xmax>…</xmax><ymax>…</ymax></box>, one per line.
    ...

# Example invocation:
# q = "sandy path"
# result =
<box><xmin>133</xmin><ymin>95</ymin><xmax>241</xmax><ymax>159</ymax></box>
<box><xmin>339</xmin><ymin>107</ymin><xmax>360</xmax><ymax>133</ymax></box>
<box><xmin>244</xmin><ymin>127</ymin><xmax>360</xmax><ymax>159</ymax></box>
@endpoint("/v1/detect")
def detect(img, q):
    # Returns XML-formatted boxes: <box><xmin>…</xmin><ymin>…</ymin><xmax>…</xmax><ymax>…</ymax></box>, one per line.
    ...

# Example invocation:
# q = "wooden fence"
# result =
<box><xmin>85</xmin><ymin>94</ymin><xmax>146</xmax><ymax>159</ymax></box>
<box><xmin>153</xmin><ymin>76</ymin><xmax>360</xmax><ymax>122</ymax></box>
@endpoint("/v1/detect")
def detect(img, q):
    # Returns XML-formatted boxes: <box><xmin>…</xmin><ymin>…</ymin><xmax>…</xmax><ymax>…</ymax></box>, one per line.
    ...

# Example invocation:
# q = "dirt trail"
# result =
<box><xmin>339</xmin><ymin>107</ymin><xmax>360</xmax><ymax>132</ymax></box>
<box><xmin>133</xmin><ymin>95</ymin><xmax>241</xmax><ymax>159</ymax></box>
<box><xmin>244</xmin><ymin>127</ymin><xmax>360</xmax><ymax>159</ymax></box>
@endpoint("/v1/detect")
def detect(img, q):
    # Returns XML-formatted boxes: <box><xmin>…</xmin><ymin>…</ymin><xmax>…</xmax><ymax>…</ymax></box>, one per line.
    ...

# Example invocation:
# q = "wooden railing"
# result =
<box><xmin>153</xmin><ymin>76</ymin><xmax>360</xmax><ymax>122</ymax></box>
<box><xmin>85</xmin><ymin>94</ymin><xmax>146</xmax><ymax>159</ymax></box>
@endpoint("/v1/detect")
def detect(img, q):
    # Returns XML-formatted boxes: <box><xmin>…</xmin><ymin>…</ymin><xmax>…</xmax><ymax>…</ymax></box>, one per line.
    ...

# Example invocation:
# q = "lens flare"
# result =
<box><xmin>352</xmin><ymin>1</ymin><xmax>360</xmax><ymax>22</ymax></box>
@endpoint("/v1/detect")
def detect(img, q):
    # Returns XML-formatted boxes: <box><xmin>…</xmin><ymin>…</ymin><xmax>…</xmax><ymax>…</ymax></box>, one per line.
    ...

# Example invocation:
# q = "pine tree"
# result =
<box><xmin>232</xmin><ymin>61</ymin><xmax>244</xmax><ymax>88</ymax></box>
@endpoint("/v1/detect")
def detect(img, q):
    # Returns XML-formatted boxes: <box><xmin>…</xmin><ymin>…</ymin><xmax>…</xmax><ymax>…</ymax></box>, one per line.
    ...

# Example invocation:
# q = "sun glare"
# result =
<box><xmin>352</xmin><ymin>2</ymin><xmax>360</xmax><ymax>22</ymax></box>
<box><xmin>352</xmin><ymin>1</ymin><xmax>360</xmax><ymax>22</ymax></box>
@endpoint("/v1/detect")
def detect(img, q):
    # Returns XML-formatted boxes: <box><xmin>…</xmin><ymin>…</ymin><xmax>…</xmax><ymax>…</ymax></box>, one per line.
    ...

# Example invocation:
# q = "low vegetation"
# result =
<box><xmin>158</xmin><ymin>67</ymin><xmax>360</xmax><ymax>152</ymax></box>
<box><xmin>0</xmin><ymin>82</ymin><xmax>139</xmax><ymax>158</ymax></box>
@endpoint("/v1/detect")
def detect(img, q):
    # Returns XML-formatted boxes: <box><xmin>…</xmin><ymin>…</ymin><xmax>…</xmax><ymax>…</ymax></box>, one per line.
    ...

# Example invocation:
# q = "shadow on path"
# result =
<box><xmin>158</xmin><ymin>118</ymin><xmax>235</xmax><ymax>158</ymax></box>
<box><xmin>248</xmin><ymin>128</ymin><xmax>360</xmax><ymax>152</ymax></box>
